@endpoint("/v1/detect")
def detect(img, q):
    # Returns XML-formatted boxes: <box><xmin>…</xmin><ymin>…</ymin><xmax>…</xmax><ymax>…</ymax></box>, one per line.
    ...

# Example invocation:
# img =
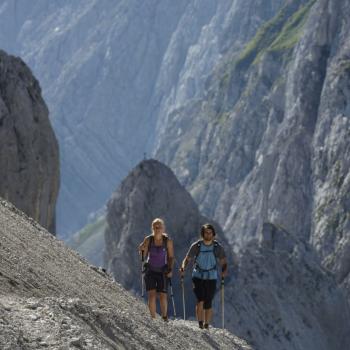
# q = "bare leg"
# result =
<box><xmin>159</xmin><ymin>292</ymin><xmax>168</xmax><ymax>318</ymax></box>
<box><xmin>196</xmin><ymin>301</ymin><xmax>204</xmax><ymax>322</ymax></box>
<box><xmin>148</xmin><ymin>290</ymin><xmax>157</xmax><ymax>318</ymax></box>
<box><xmin>204</xmin><ymin>308</ymin><xmax>212</xmax><ymax>325</ymax></box>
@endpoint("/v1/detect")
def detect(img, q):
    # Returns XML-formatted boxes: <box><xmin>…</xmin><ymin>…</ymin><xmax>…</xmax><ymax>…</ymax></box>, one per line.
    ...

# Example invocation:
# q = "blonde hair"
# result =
<box><xmin>151</xmin><ymin>218</ymin><xmax>165</xmax><ymax>234</ymax></box>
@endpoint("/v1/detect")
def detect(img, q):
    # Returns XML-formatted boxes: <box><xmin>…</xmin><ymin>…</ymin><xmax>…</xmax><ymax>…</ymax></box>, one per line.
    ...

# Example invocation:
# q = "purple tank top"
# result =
<box><xmin>148</xmin><ymin>238</ymin><xmax>167</xmax><ymax>269</ymax></box>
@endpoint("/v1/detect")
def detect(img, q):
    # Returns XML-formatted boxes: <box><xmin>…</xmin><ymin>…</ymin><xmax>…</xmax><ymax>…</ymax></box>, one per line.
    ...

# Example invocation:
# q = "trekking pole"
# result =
<box><xmin>141</xmin><ymin>251</ymin><xmax>144</xmax><ymax>297</ymax></box>
<box><xmin>221</xmin><ymin>277</ymin><xmax>225</xmax><ymax>329</ymax></box>
<box><xmin>168</xmin><ymin>278</ymin><xmax>176</xmax><ymax>318</ymax></box>
<box><xmin>181</xmin><ymin>275</ymin><xmax>186</xmax><ymax>320</ymax></box>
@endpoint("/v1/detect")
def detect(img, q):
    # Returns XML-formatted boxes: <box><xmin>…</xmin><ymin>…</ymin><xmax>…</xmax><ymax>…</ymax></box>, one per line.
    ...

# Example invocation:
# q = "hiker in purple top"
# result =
<box><xmin>139</xmin><ymin>218</ymin><xmax>174</xmax><ymax>321</ymax></box>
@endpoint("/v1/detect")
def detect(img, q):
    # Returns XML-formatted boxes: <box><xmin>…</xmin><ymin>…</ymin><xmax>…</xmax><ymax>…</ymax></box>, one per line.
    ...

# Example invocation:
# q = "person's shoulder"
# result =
<box><xmin>143</xmin><ymin>234</ymin><xmax>152</xmax><ymax>244</ymax></box>
<box><xmin>191</xmin><ymin>239</ymin><xmax>202</xmax><ymax>246</ymax></box>
<box><xmin>190</xmin><ymin>239</ymin><xmax>202</xmax><ymax>250</ymax></box>
<box><xmin>213</xmin><ymin>240</ymin><xmax>226</xmax><ymax>254</ymax></box>
<box><xmin>163</xmin><ymin>233</ymin><xmax>172</xmax><ymax>243</ymax></box>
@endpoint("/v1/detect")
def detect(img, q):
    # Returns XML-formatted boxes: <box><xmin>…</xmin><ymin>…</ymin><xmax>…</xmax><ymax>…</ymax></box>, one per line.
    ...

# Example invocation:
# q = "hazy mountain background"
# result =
<box><xmin>0</xmin><ymin>0</ymin><xmax>285</xmax><ymax>237</ymax></box>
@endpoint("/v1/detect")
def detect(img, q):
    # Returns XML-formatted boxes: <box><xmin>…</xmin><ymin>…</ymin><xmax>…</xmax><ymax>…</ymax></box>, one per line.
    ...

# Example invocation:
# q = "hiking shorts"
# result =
<box><xmin>192</xmin><ymin>277</ymin><xmax>217</xmax><ymax>309</ymax></box>
<box><xmin>145</xmin><ymin>270</ymin><xmax>168</xmax><ymax>293</ymax></box>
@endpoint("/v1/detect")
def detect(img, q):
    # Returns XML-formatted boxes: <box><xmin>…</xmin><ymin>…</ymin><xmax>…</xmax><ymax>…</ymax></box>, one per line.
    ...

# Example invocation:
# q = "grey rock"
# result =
<box><xmin>0</xmin><ymin>198</ymin><xmax>251</xmax><ymax>350</ymax></box>
<box><xmin>221</xmin><ymin>223</ymin><xmax>350</xmax><ymax>350</ymax></box>
<box><xmin>0</xmin><ymin>50</ymin><xmax>59</xmax><ymax>233</ymax></box>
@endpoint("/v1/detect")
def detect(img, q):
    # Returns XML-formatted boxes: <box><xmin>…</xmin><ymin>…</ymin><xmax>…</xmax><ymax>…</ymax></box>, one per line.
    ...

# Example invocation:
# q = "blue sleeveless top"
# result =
<box><xmin>192</xmin><ymin>242</ymin><xmax>218</xmax><ymax>280</ymax></box>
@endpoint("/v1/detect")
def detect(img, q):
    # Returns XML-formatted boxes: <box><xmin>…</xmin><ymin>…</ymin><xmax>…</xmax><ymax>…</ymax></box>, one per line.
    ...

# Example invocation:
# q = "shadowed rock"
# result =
<box><xmin>0</xmin><ymin>50</ymin><xmax>59</xmax><ymax>233</ymax></box>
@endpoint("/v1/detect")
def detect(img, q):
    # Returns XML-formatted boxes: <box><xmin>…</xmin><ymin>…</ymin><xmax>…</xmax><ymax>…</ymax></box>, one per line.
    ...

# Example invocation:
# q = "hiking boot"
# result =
<box><xmin>162</xmin><ymin>316</ymin><xmax>169</xmax><ymax>322</ymax></box>
<box><xmin>204</xmin><ymin>323</ymin><xmax>209</xmax><ymax>330</ymax></box>
<box><xmin>198</xmin><ymin>321</ymin><xmax>204</xmax><ymax>329</ymax></box>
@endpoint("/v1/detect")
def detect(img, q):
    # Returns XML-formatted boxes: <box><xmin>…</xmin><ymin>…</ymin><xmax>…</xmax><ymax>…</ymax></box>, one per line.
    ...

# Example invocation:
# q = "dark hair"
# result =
<box><xmin>200</xmin><ymin>223</ymin><xmax>216</xmax><ymax>237</ymax></box>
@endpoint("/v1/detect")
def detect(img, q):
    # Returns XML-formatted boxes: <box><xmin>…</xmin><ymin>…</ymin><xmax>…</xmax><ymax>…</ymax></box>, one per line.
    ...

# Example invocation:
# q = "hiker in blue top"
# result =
<box><xmin>180</xmin><ymin>223</ymin><xmax>227</xmax><ymax>329</ymax></box>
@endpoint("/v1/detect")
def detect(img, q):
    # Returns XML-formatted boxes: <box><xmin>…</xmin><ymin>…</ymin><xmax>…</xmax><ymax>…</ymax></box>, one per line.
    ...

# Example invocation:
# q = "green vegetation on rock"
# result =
<box><xmin>235</xmin><ymin>0</ymin><xmax>316</xmax><ymax>70</ymax></box>
<box><xmin>269</xmin><ymin>1</ymin><xmax>316</xmax><ymax>52</ymax></box>
<box><xmin>67</xmin><ymin>215</ymin><xmax>107</xmax><ymax>267</ymax></box>
<box><xmin>69</xmin><ymin>215</ymin><xmax>107</xmax><ymax>249</ymax></box>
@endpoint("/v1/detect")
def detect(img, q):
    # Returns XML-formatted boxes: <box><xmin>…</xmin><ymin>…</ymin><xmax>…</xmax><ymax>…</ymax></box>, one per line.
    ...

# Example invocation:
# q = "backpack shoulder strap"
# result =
<box><xmin>147</xmin><ymin>234</ymin><xmax>169</xmax><ymax>250</ymax></box>
<box><xmin>146</xmin><ymin>234</ymin><xmax>153</xmax><ymax>251</ymax></box>
<box><xmin>162</xmin><ymin>234</ymin><xmax>168</xmax><ymax>247</ymax></box>
<box><xmin>213</xmin><ymin>240</ymin><xmax>220</xmax><ymax>258</ymax></box>
<box><xmin>194</xmin><ymin>240</ymin><xmax>202</xmax><ymax>259</ymax></box>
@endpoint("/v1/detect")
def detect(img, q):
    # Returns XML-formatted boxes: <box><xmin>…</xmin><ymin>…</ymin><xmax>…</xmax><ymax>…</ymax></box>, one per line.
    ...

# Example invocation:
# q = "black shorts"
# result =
<box><xmin>145</xmin><ymin>270</ymin><xmax>168</xmax><ymax>293</ymax></box>
<box><xmin>192</xmin><ymin>277</ymin><xmax>217</xmax><ymax>309</ymax></box>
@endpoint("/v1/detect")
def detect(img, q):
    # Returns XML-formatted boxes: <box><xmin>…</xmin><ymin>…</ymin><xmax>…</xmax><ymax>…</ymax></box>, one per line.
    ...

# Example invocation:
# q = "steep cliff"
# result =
<box><xmin>155</xmin><ymin>0</ymin><xmax>350</xmax><ymax>299</ymax></box>
<box><xmin>0</xmin><ymin>199</ymin><xmax>250</xmax><ymax>350</ymax></box>
<box><xmin>0</xmin><ymin>50</ymin><xmax>59</xmax><ymax>233</ymax></box>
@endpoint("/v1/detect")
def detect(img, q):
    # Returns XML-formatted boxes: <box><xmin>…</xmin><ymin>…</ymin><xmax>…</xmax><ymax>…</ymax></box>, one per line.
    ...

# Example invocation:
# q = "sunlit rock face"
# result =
<box><xmin>155</xmin><ymin>0</ymin><xmax>350</xmax><ymax>299</ymax></box>
<box><xmin>0</xmin><ymin>50</ymin><xmax>59</xmax><ymax>233</ymax></box>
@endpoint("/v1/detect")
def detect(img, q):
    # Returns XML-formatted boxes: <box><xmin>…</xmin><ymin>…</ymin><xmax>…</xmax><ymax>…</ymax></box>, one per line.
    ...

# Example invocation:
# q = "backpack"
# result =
<box><xmin>193</xmin><ymin>240</ymin><xmax>220</xmax><ymax>278</ymax></box>
<box><xmin>145</xmin><ymin>234</ymin><xmax>169</xmax><ymax>272</ymax></box>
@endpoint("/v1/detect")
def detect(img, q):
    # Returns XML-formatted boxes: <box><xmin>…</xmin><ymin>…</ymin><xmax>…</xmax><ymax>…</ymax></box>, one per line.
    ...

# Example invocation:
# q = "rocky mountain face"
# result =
<box><xmin>104</xmin><ymin>159</ymin><xmax>232</xmax><ymax>320</ymax></box>
<box><xmin>0</xmin><ymin>199</ymin><xmax>250</xmax><ymax>350</ymax></box>
<box><xmin>0</xmin><ymin>50</ymin><xmax>59</xmax><ymax>233</ymax></box>
<box><xmin>221</xmin><ymin>223</ymin><xmax>350</xmax><ymax>350</ymax></box>
<box><xmin>0</xmin><ymin>0</ymin><xmax>286</xmax><ymax>236</ymax></box>
<box><xmin>155</xmin><ymin>0</ymin><xmax>350</xmax><ymax>300</ymax></box>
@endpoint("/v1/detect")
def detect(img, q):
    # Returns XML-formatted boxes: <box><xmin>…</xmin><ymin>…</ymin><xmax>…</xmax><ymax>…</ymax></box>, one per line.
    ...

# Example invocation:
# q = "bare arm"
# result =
<box><xmin>138</xmin><ymin>237</ymin><xmax>149</xmax><ymax>258</ymax></box>
<box><xmin>179</xmin><ymin>255</ymin><xmax>192</xmax><ymax>276</ymax></box>
<box><xmin>166</xmin><ymin>239</ymin><xmax>174</xmax><ymax>277</ymax></box>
